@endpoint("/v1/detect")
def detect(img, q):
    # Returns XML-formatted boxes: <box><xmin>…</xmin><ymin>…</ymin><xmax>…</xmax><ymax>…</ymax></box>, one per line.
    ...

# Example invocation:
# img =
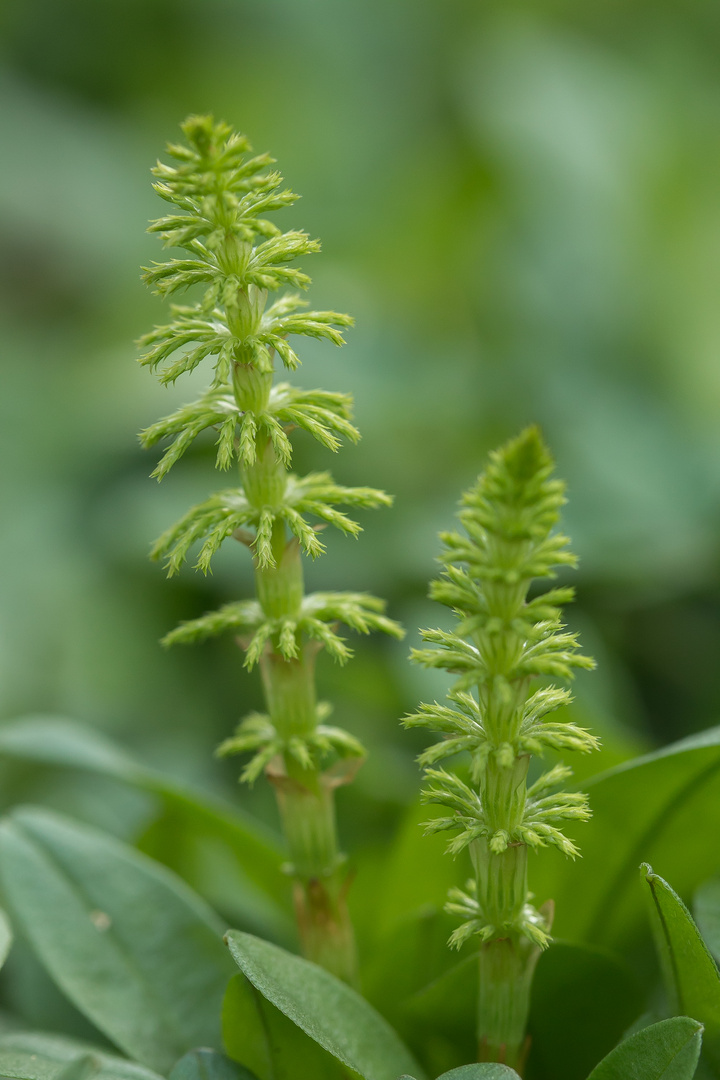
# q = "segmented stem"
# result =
<box><xmin>140</xmin><ymin>116</ymin><xmax>404</xmax><ymax>982</ymax></box>
<box><xmin>241</xmin><ymin>433</ymin><xmax>356</xmax><ymax>982</ymax></box>
<box><xmin>407</xmin><ymin>427</ymin><xmax>598</xmax><ymax>1068</ymax></box>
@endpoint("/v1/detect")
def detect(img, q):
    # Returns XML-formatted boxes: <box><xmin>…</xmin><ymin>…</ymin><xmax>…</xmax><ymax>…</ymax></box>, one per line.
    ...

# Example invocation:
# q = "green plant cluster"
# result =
<box><xmin>1</xmin><ymin>115</ymin><xmax>720</xmax><ymax>1080</ymax></box>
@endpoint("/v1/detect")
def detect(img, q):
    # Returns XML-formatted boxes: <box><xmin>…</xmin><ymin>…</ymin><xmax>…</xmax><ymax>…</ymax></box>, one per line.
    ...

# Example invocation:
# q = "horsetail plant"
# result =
<box><xmin>405</xmin><ymin>427</ymin><xmax>598</xmax><ymax>1070</ymax></box>
<box><xmin>139</xmin><ymin>115</ymin><xmax>403</xmax><ymax>985</ymax></box>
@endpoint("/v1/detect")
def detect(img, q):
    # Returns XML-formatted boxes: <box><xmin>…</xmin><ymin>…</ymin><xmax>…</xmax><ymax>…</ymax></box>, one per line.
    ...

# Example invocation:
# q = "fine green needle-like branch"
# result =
<box><xmin>139</xmin><ymin>115</ymin><xmax>403</xmax><ymax>985</ymax></box>
<box><xmin>405</xmin><ymin>426</ymin><xmax>598</xmax><ymax>1069</ymax></box>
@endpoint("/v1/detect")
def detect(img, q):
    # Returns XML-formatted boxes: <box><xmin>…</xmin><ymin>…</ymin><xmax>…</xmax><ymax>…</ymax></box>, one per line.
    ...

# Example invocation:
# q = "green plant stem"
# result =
<box><xmin>271</xmin><ymin>768</ymin><xmax>357</xmax><ymax>985</ymax></box>
<box><xmin>477</xmin><ymin>935</ymin><xmax>539</xmax><ymax>1072</ymax></box>
<box><xmin>472</xmin><ymin>752</ymin><xmax>534</xmax><ymax>1066</ymax></box>
<box><xmin>242</xmin><ymin>421</ymin><xmax>357</xmax><ymax>983</ymax></box>
<box><xmin>260</xmin><ymin>628</ymin><xmax>358</xmax><ymax>986</ymax></box>
<box><xmin>408</xmin><ymin>429</ymin><xmax>596</xmax><ymax>1067</ymax></box>
<box><xmin>469</xmin><ymin>658</ymin><xmax>532</xmax><ymax>1060</ymax></box>
<box><xmin>142</xmin><ymin>118</ymin><xmax>401</xmax><ymax>986</ymax></box>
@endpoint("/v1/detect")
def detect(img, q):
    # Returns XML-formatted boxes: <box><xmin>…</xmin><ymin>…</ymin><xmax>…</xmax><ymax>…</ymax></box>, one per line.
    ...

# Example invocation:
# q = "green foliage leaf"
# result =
<box><xmin>400</xmin><ymin>1069</ymin><xmax>520</xmax><ymax>1080</ymax></box>
<box><xmin>361</xmin><ymin>905</ymin><xmax>457</xmax><ymax>1018</ymax></box>
<box><xmin>369</xmin><ymin>801</ymin><xmax>463</xmax><ymax>940</ymax></box>
<box><xmin>585</xmin><ymin>1017</ymin><xmax>703</xmax><ymax>1080</ymax></box>
<box><xmin>533</xmin><ymin>727</ymin><xmax>720</xmax><ymax>948</ymax></box>
<box><xmin>222</xmin><ymin>974</ymin><xmax>348</xmax><ymax>1080</ymax></box>
<box><xmin>224</xmin><ymin>930</ymin><xmax>424</xmax><ymax>1080</ymax></box>
<box><xmin>0</xmin><ymin>1031</ymin><xmax>164</xmax><ymax>1080</ymax></box>
<box><xmin>0</xmin><ymin>806</ymin><xmax>236</xmax><ymax>1074</ymax></box>
<box><xmin>439</xmin><ymin>1070</ymin><xmax>521</xmax><ymax>1080</ymax></box>
<box><xmin>643</xmin><ymin>865</ymin><xmax>720</xmax><ymax>1067</ymax></box>
<box><xmin>0</xmin><ymin>715</ymin><xmax>141</xmax><ymax>777</ymax></box>
<box><xmin>527</xmin><ymin>942</ymin><xmax>644</xmax><ymax>1080</ymax></box>
<box><xmin>54</xmin><ymin>1055</ymin><xmax>101</xmax><ymax>1080</ymax></box>
<box><xmin>361</xmin><ymin>906</ymin><xmax>471</xmax><ymax>1076</ymax></box>
<box><xmin>397</xmin><ymin>952</ymin><xmax>480</xmax><ymax>1073</ymax></box>
<box><xmin>168</xmin><ymin>1048</ymin><xmax>257</xmax><ymax>1080</ymax></box>
<box><xmin>0</xmin><ymin>716</ymin><xmax>291</xmax><ymax>932</ymax></box>
<box><xmin>134</xmin><ymin>805</ymin><xmax>287</xmax><ymax>943</ymax></box>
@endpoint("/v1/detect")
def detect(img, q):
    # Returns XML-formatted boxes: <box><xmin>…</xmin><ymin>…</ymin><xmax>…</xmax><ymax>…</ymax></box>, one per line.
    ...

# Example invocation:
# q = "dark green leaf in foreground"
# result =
<box><xmin>225</xmin><ymin>930</ymin><xmax>424</xmax><ymax>1080</ymax></box>
<box><xmin>0</xmin><ymin>1030</ymin><xmax>164</xmax><ymax>1080</ymax></box>
<box><xmin>364</xmin><ymin>801</ymin><xmax>463</xmax><ymax>943</ymax></box>
<box><xmin>528</xmin><ymin>941</ymin><xmax>644</xmax><ymax>1080</ymax></box>
<box><xmin>532</xmin><ymin>726</ymin><xmax>720</xmax><ymax>947</ymax></box>
<box><xmin>643</xmin><ymin>865</ymin><xmax>720</xmax><ymax>1067</ymax></box>
<box><xmin>223</xmin><ymin>974</ymin><xmax>348</xmax><ymax>1080</ymax></box>
<box><xmin>135</xmin><ymin>805</ymin><xmax>289</xmax><ymax>943</ymax></box>
<box><xmin>586</xmin><ymin>1016</ymin><xmax>703</xmax><ymax>1080</ymax></box>
<box><xmin>168</xmin><ymin>1048</ymin><xmax>257</xmax><ymax>1080</ymax></box>
<box><xmin>0</xmin><ymin>806</ymin><xmax>236</xmax><ymax>1074</ymax></box>
<box><xmin>52</xmin><ymin>1055</ymin><xmax>100</xmax><ymax>1080</ymax></box>
<box><xmin>394</xmin><ymin>950</ymin><xmax>477</xmax><ymax>1071</ymax></box>
<box><xmin>400</xmin><ymin>1068</ymin><xmax>520</xmax><ymax>1080</ymax></box>
<box><xmin>0</xmin><ymin>716</ymin><xmax>290</xmax><ymax>932</ymax></box>
<box><xmin>361</xmin><ymin>905</ymin><xmax>460</xmax><ymax>1044</ymax></box>
<box><xmin>436</xmin><ymin>1069</ymin><xmax>520</xmax><ymax>1079</ymax></box>
<box><xmin>400</xmin><ymin>1068</ymin><xmax>521</xmax><ymax>1079</ymax></box>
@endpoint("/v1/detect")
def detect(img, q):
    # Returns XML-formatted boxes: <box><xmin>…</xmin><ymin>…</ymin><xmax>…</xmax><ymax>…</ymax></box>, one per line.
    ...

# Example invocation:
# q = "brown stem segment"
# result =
<box><xmin>292</xmin><ymin>872</ymin><xmax>357</xmax><ymax>986</ymax></box>
<box><xmin>268</xmin><ymin>758</ymin><xmax>358</xmax><ymax>985</ymax></box>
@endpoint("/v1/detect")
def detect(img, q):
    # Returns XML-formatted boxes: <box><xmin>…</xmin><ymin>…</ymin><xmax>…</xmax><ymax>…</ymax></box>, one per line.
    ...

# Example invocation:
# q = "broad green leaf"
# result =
<box><xmin>361</xmin><ymin>905</ymin><xmax>459</xmax><ymax>1034</ymax></box>
<box><xmin>0</xmin><ymin>1030</ymin><xmax>164</xmax><ymax>1080</ymax></box>
<box><xmin>168</xmin><ymin>1048</ymin><xmax>257</xmax><ymax>1080</ymax></box>
<box><xmin>400</xmin><ymin>1068</ymin><xmax>520</xmax><ymax>1080</ymax></box>
<box><xmin>0</xmin><ymin>717</ymin><xmax>142</xmax><ymax>777</ymax></box>
<box><xmin>528</xmin><ymin>941</ymin><xmax>644</xmax><ymax>1080</ymax></box>
<box><xmin>369</xmin><ymin>802</ymin><xmax>462</xmax><ymax>938</ymax></box>
<box><xmin>223</xmin><ymin>974</ymin><xmax>348</xmax><ymax>1080</ymax></box>
<box><xmin>53</xmin><ymin>1056</ymin><xmax>100</xmax><ymax>1080</ymax></box>
<box><xmin>225</xmin><ymin>930</ymin><xmax>425</xmax><ymax>1080</ymax></box>
<box><xmin>532</xmin><ymin>726</ymin><xmax>720</xmax><ymax>947</ymax></box>
<box><xmin>586</xmin><ymin>1016</ymin><xmax>703</xmax><ymax>1080</ymax></box>
<box><xmin>437</xmin><ymin>1069</ymin><xmax>521</xmax><ymax>1079</ymax></box>
<box><xmin>694</xmin><ymin>878</ymin><xmax>720</xmax><ymax>965</ymax></box>
<box><xmin>643</xmin><ymin>865</ymin><xmax>720</xmax><ymax>1067</ymax></box>
<box><xmin>0</xmin><ymin>806</ymin><xmax>236</xmax><ymax>1074</ymax></box>
<box><xmin>400</xmin><ymin>953</ymin><xmax>476</xmax><ymax>1070</ymax></box>
<box><xmin>0</xmin><ymin>934</ymin><xmax>110</xmax><ymax>1043</ymax></box>
<box><xmin>0</xmin><ymin>716</ymin><xmax>290</xmax><ymax>930</ymax></box>
<box><xmin>135</xmin><ymin>805</ymin><xmax>290</xmax><ymax>943</ymax></box>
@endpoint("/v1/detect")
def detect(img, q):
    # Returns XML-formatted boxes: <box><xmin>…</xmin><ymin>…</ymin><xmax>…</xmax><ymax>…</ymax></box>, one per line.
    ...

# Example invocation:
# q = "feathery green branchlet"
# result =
<box><xmin>406</xmin><ymin>427</ymin><xmax>597</xmax><ymax>1065</ymax></box>
<box><xmin>139</xmin><ymin>116</ymin><xmax>402</xmax><ymax>982</ymax></box>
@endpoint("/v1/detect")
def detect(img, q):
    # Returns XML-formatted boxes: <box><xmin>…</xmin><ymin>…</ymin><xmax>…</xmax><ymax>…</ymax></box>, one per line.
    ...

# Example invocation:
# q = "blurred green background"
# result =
<box><xmin>1</xmin><ymin>0</ymin><xmax>720</xmax><ymax>852</ymax></box>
